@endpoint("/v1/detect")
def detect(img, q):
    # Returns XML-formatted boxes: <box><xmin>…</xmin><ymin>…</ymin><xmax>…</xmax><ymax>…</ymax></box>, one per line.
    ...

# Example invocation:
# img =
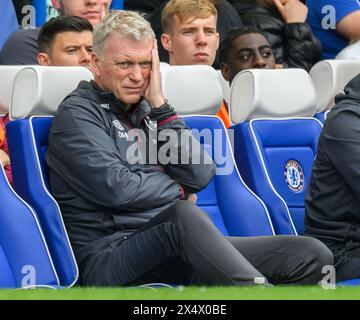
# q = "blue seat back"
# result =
<box><xmin>314</xmin><ymin>112</ymin><xmax>325</xmax><ymax>123</ymax></box>
<box><xmin>110</xmin><ymin>0</ymin><xmax>124</xmax><ymax>9</ymax></box>
<box><xmin>6</xmin><ymin>117</ymin><xmax>78</xmax><ymax>287</ymax></box>
<box><xmin>0</xmin><ymin>245</ymin><xmax>15</xmax><ymax>288</ymax></box>
<box><xmin>233</xmin><ymin>118</ymin><xmax>322</xmax><ymax>235</ymax></box>
<box><xmin>32</xmin><ymin>0</ymin><xmax>47</xmax><ymax>27</ymax></box>
<box><xmin>0</xmin><ymin>165</ymin><xmax>59</xmax><ymax>288</ymax></box>
<box><xmin>183</xmin><ymin>116</ymin><xmax>274</xmax><ymax>237</ymax></box>
<box><xmin>314</xmin><ymin>110</ymin><xmax>331</xmax><ymax>124</ymax></box>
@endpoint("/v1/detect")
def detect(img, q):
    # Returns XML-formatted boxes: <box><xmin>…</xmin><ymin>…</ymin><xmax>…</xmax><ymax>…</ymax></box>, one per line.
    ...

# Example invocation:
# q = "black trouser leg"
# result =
<box><xmin>226</xmin><ymin>235</ymin><xmax>333</xmax><ymax>285</ymax></box>
<box><xmin>332</xmin><ymin>245</ymin><xmax>360</xmax><ymax>282</ymax></box>
<box><xmin>82</xmin><ymin>201</ymin><xmax>333</xmax><ymax>286</ymax></box>
<box><xmin>83</xmin><ymin>201</ymin><xmax>265</xmax><ymax>286</ymax></box>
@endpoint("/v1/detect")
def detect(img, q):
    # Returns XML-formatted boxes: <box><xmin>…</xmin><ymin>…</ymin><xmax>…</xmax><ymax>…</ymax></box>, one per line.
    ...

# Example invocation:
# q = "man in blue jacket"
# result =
<box><xmin>46</xmin><ymin>10</ymin><xmax>333</xmax><ymax>286</ymax></box>
<box><xmin>0</xmin><ymin>0</ymin><xmax>18</xmax><ymax>50</ymax></box>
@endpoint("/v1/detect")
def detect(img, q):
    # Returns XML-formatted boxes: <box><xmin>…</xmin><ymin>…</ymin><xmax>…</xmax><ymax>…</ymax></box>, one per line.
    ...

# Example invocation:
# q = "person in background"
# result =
<box><xmin>146</xmin><ymin>0</ymin><xmax>243</xmax><ymax>69</ymax></box>
<box><xmin>37</xmin><ymin>15</ymin><xmax>93</xmax><ymax>68</ymax></box>
<box><xmin>160</xmin><ymin>0</ymin><xmax>234</xmax><ymax>126</ymax></box>
<box><xmin>218</xmin><ymin>26</ymin><xmax>278</xmax><ymax>125</ymax></box>
<box><xmin>0</xmin><ymin>0</ymin><xmax>110</xmax><ymax>65</ymax></box>
<box><xmin>219</xmin><ymin>27</ymin><xmax>277</xmax><ymax>85</ymax></box>
<box><xmin>0</xmin><ymin>0</ymin><xmax>18</xmax><ymax>50</ymax></box>
<box><xmin>306</xmin><ymin>0</ymin><xmax>360</xmax><ymax>59</ymax></box>
<box><xmin>228</xmin><ymin>0</ymin><xmax>321</xmax><ymax>71</ymax></box>
<box><xmin>0</xmin><ymin>15</ymin><xmax>93</xmax><ymax>187</ymax></box>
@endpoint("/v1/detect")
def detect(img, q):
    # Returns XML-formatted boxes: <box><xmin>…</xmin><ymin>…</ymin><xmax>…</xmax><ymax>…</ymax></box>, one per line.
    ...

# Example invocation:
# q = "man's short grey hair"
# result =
<box><xmin>93</xmin><ymin>10</ymin><xmax>155</xmax><ymax>57</ymax></box>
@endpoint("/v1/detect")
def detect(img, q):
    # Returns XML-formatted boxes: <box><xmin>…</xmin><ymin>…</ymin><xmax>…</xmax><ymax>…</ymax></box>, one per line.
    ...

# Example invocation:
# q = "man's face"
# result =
<box><xmin>38</xmin><ymin>31</ymin><xmax>93</xmax><ymax>68</ymax></box>
<box><xmin>221</xmin><ymin>33</ymin><xmax>276</xmax><ymax>84</ymax></box>
<box><xmin>52</xmin><ymin>0</ymin><xmax>110</xmax><ymax>25</ymax></box>
<box><xmin>92</xmin><ymin>33</ymin><xmax>153</xmax><ymax>105</ymax></box>
<box><xmin>161</xmin><ymin>14</ymin><xmax>219</xmax><ymax>66</ymax></box>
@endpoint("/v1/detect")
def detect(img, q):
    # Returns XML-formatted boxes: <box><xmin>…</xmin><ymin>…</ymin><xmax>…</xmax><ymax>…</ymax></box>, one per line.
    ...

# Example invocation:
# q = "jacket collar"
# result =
<box><xmin>77</xmin><ymin>80</ymin><xmax>151</xmax><ymax>128</ymax></box>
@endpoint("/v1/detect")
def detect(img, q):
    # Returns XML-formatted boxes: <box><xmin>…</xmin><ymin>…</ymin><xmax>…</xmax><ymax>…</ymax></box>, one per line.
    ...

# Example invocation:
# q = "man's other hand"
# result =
<box><xmin>272</xmin><ymin>0</ymin><xmax>308</xmax><ymax>24</ymax></box>
<box><xmin>187</xmin><ymin>193</ymin><xmax>198</xmax><ymax>204</ymax></box>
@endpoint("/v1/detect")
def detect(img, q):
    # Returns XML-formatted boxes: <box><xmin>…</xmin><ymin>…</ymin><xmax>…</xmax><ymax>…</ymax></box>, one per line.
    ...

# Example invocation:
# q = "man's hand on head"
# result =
<box><xmin>144</xmin><ymin>39</ymin><xmax>166</xmax><ymax>108</ymax></box>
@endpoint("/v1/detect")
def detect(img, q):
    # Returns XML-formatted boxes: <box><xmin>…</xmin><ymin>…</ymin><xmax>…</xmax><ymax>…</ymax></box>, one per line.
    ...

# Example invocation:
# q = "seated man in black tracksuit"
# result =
<box><xmin>46</xmin><ymin>10</ymin><xmax>333</xmax><ymax>287</ymax></box>
<box><xmin>305</xmin><ymin>73</ymin><xmax>360</xmax><ymax>282</ymax></box>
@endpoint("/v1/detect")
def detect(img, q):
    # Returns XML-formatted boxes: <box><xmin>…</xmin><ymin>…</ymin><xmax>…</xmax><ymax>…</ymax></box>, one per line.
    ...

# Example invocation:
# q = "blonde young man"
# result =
<box><xmin>46</xmin><ymin>10</ymin><xmax>332</xmax><ymax>287</ymax></box>
<box><xmin>161</xmin><ymin>0</ymin><xmax>219</xmax><ymax>66</ymax></box>
<box><xmin>160</xmin><ymin>0</ymin><xmax>230</xmax><ymax>127</ymax></box>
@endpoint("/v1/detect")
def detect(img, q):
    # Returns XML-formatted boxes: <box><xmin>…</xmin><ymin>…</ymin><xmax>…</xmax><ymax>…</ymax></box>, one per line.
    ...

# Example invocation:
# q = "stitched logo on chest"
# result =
<box><xmin>112</xmin><ymin>120</ymin><xmax>128</xmax><ymax>139</ymax></box>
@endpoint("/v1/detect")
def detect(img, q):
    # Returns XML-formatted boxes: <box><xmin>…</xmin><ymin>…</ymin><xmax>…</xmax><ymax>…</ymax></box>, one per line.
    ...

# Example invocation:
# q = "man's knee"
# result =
<box><xmin>170</xmin><ymin>200</ymin><xmax>209</xmax><ymax>221</ymax></box>
<box><xmin>297</xmin><ymin>236</ymin><xmax>334</xmax><ymax>268</ymax></box>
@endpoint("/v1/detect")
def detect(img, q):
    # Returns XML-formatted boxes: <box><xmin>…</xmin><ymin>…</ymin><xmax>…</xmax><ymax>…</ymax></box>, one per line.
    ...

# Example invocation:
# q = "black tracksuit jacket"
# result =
<box><xmin>305</xmin><ymin>74</ymin><xmax>360</xmax><ymax>249</ymax></box>
<box><xmin>46</xmin><ymin>80</ymin><xmax>215</xmax><ymax>265</ymax></box>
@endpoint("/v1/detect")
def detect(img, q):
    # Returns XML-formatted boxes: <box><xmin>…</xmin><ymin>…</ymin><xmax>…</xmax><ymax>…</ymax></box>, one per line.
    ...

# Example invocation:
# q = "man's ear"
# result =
<box><xmin>161</xmin><ymin>34</ymin><xmax>172</xmax><ymax>52</ymax></box>
<box><xmin>51</xmin><ymin>0</ymin><xmax>61</xmax><ymax>11</ymax></box>
<box><xmin>220</xmin><ymin>62</ymin><xmax>230</xmax><ymax>82</ymax></box>
<box><xmin>91</xmin><ymin>53</ymin><xmax>101</xmax><ymax>78</ymax></box>
<box><xmin>37</xmin><ymin>53</ymin><xmax>51</xmax><ymax>65</ymax></box>
<box><xmin>216</xmin><ymin>32</ymin><xmax>220</xmax><ymax>50</ymax></box>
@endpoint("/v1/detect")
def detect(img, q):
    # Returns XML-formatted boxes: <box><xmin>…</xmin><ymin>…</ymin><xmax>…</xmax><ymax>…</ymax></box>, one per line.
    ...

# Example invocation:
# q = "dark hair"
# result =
<box><xmin>219</xmin><ymin>26</ymin><xmax>270</xmax><ymax>64</ymax></box>
<box><xmin>38</xmin><ymin>15</ymin><xmax>93</xmax><ymax>53</ymax></box>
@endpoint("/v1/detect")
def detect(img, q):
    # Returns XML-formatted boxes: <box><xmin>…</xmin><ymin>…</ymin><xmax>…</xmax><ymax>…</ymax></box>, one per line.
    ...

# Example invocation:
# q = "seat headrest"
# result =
<box><xmin>230</xmin><ymin>69</ymin><xmax>317</xmax><ymax>124</ymax></box>
<box><xmin>161</xmin><ymin>65</ymin><xmax>223</xmax><ymax>115</ymax></box>
<box><xmin>0</xmin><ymin>66</ymin><xmax>28</xmax><ymax>114</ymax></box>
<box><xmin>9</xmin><ymin>66</ymin><xmax>93</xmax><ymax>120</ymax></box>
<box><xmin>216</xmin><ymin>70</ymin><xmax>230</xmax><ymax>104</ymax></box>
<box><xmin>336</xmin><ymin>41</ymin><xmax>360</xmax><ymax>61</ymax></box>
<box><xmin>310</xmin><ymin>59</ymin><xmax>360</xmax><ymax>113</ymax></box>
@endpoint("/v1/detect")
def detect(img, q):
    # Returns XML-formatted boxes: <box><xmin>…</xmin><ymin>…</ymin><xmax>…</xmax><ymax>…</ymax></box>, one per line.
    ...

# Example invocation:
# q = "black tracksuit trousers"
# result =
<box><xmin>82</xmin><ymin>201</ymin><xmax>333</xmax><ymax>286</ymax></box>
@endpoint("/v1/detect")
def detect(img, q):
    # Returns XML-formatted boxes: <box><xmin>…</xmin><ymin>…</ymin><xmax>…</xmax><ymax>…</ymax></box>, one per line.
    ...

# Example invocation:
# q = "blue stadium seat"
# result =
<box><xmin>183</xmin><ymin>116</ymin><xmax>274</xmax><ymax>236</ymax></box>
<box><xmin>230</xmin><ymin>69</ymin><xmax>320</xmax><ymax>235</ymax></box>
<box><xmin>7</xmin><ymin>66</ymin><xmax>93</xmax><ymax>287</ymax></box>
<box><xmin>0</xmin><ymin>0</ymin><xmax>18</xmax><ymax>50</ymax></box>
<box><xmin>110</xmin><ymin>0</ymin><xmax>124</xmax><ymax>10</ymax></box>
<box><xmin>163</xmin><ymin>65</ymin><xmax>275</xmax><ymax>236</ymax></box>
<box><xmin>0</xmin><ymin>165</ymin><xmax>59</xmax><ymax>288</ymax></box>
<box><xmin>310</xmin><ymin>60</ymin><xmax>360</xmax><ymax>123</ymax></box>
<box><xmin>32</xmin><ymin>0</ymin><xmax>47</xmax><ymax>27</ymax></box>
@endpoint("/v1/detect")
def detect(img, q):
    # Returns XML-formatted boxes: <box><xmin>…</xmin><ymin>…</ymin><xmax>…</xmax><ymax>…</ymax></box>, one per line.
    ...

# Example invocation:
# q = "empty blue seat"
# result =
<box><xmin>162</xmin><ymin>65</ymin><xmax>275</xmax><ymax>236</ymax></box>
<box><xmin>184</xmin><ymin>116</ymin><xmax>274</xmax><ymax>236</ymax></box>
<box><xmin>7</xmin><ymin>66</ymin><xmax>93</xmax><ymax>287</ymax></box>
<box><xmin>230</xmin><ymin>69</ymin><xmax>321</xmax><ymax>235</ymax></box>
<box><xmin>7</xmin><ymin>117</ymin><xmax>78</xmax><ymax>287</ymax></box>
<box><xmin>0</xmin><ymin>165</ymin><xmax>59</xmax><ymax>288</ymax></box>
